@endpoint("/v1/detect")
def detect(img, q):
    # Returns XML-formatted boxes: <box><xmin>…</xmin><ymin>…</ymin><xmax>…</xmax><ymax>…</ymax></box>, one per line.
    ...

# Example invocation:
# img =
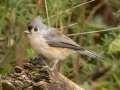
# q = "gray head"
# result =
<box><xmin>24</xmin><ymin>16</ymin><xmax>46</xmax><ymax>35</ymax></box>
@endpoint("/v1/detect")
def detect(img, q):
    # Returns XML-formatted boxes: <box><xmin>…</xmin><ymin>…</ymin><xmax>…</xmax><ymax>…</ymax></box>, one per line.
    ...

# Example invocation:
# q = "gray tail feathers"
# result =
<box><xmin>77</xmin><ymin>49</ymin><xmax>99</xmax><ymax>59</ymax></box>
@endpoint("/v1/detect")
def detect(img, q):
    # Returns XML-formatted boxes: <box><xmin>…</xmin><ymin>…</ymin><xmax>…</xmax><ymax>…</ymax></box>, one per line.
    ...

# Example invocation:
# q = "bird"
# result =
<box><xmin>24</xmin><ymin>16</ymin><xmax>99</xmax><ymax>71</ymax></box>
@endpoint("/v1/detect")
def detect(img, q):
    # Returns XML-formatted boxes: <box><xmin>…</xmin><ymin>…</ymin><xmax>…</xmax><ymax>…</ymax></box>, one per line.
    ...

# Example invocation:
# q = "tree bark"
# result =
<box><xmin>1</xmin><ymin>56</ymin><xmax>85</xmax><ymax>90</ymax></box>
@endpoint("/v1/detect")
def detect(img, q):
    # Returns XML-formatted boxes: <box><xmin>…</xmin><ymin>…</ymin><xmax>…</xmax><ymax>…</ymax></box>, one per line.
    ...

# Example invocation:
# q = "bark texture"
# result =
<box><xmin>1</xmin><ymin>56</ymin><xmax>85</xmax><ymax>90</ymax></box>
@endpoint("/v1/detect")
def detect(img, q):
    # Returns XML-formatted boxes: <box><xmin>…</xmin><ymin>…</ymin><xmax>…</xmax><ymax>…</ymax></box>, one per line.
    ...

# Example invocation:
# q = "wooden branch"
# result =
<box><xmin>0</xmin><ymin>56</ymin><xmax>85</xmax><ymax>90</ymax></box>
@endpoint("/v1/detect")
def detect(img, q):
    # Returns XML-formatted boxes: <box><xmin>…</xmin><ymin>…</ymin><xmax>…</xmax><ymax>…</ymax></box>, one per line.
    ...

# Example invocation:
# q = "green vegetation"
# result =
<box><xmin>0</xmin><ymin>0</ymin><xmax>120</xmax><ymax>90</ymax></box>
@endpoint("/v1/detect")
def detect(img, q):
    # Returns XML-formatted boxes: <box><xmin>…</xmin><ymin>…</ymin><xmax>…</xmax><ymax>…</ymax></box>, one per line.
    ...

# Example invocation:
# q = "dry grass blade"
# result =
<box><xmin>43</xmin><ymin>0</ymin><xmax>95</xmax><ymax>21</ymax></box>
<box><xmin>67</xmin><ymin>26</ymin><xmax>120</xmax><ymax>36</ymax></box>
<box><xmin>45</xmin><ymin>0</ymin><xmax>50</xmax><ymax>25</ymax></box>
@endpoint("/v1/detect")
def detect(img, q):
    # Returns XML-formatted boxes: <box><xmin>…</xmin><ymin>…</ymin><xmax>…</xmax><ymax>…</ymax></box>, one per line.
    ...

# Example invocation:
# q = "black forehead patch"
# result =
<box><xmin>27</xmin><ymin>24</ymin><xmax>33</xmax><ymax>32</ymax></box>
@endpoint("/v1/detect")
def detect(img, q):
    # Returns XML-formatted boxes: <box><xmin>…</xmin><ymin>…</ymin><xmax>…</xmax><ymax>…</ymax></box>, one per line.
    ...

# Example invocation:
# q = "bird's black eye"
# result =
<box><xmin>34</xmin><ymin>27</ymin><xmax>38</xmax><ymax>32</ymax></box>
<box><xmin>27</xmin><ymin>25</ymin><xmax>33</xmax><ymax>32</ymax></box>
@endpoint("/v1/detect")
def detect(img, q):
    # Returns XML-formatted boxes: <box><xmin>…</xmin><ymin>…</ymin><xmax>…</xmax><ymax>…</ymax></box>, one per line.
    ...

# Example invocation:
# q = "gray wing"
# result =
<box><xmin>43</xmin><ymin>28</ymin><xmax>85</xmax><ymax>51</ymax></box>
<box><xmin>43</xmin><ymin>28</ymin><xmax>99</xmax><ymax>59</ymax></box>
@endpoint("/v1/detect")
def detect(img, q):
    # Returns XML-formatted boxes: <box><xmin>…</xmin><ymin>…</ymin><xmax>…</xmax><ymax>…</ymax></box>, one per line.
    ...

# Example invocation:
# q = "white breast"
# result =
<box><xmin>29</xmin><ymin>34</ymin><xmax>71</xmax><ymax>60</ymax></box>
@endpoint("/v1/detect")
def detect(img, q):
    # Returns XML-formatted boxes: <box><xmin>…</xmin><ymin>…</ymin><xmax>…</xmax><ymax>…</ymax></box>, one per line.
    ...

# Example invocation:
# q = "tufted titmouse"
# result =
<box><xmin>24</xmin><ymin>16</ymin><xmax>99</xmax><ymax>70</ymax></box>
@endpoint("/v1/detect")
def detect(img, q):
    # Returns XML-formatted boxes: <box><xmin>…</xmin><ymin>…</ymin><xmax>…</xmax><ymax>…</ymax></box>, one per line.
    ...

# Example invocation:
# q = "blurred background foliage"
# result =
<box><xmin>0</xmin><ymin>0</ymin><xmax>120</xmax><ymax>90</ymax></box>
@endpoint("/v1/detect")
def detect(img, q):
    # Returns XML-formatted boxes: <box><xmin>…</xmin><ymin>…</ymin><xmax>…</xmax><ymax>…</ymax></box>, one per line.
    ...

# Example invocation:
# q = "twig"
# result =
<box><xmin>87</xmin><ymin>1</ymin><xmax>105</xmax><ymax>21</ymax></box>
<box><xmin>44</xmin><ymin>0</ymin><xmax>95</xmax><ymax>22</ymax></box>
<box><xmin>67</xmin><ymin>26</ymin><xmax>120</xmax><ymax>36</ymax></box>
